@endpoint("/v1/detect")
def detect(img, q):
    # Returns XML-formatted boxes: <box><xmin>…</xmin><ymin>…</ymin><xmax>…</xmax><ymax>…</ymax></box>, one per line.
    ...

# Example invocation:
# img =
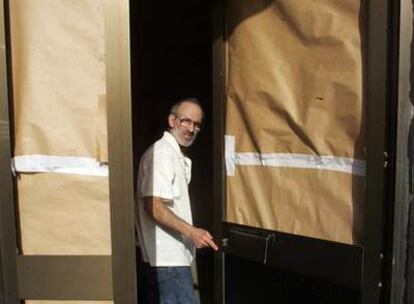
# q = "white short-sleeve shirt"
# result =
<box><xmin>136</xmin><ymin>131</ymin><xmax>194</xmax><ymax>266</ymax></box>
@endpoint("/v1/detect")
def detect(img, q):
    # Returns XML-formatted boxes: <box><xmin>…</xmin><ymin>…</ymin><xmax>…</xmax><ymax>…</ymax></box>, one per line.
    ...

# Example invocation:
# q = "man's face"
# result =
<box><xmin>168</xmin><ymin>101</ymin><xmax>203</xmax><ymax>147</ymax></box>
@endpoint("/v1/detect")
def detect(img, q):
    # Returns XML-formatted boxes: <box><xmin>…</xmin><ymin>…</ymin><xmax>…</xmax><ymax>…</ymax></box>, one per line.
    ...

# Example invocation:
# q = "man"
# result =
<box><xmin>136</xmin><ymin>98</ymin><xmax>218</xmax><ymax>304</ymax></box>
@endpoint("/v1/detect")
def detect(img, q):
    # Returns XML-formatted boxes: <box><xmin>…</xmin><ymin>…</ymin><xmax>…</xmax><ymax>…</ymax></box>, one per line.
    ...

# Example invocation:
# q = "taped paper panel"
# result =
<box><xmin>227</xmin><ymin>166</ymin><xmax>365</xmax><ymax>244</ymax></box>
<box><xmin>18</xmin><ymin>173</ymin><xmax>111</xmax><ymax>255</ymax></box>
<box><xmin>9</xmin><ymin>0</ymin><xmax>107</xmax><ymax>159</ymax></box>
<box><xmin>225</xmin><ymin>1</ymin><xmax>365</xmax><ymax>244</ymax></box>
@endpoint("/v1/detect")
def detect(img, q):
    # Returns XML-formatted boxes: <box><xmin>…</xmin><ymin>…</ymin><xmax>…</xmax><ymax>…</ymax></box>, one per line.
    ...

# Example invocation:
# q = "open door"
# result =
<box><xmin>213</xmin><ymin>1</ymin><xmax>394</xmax><ymax>303</ymax></box>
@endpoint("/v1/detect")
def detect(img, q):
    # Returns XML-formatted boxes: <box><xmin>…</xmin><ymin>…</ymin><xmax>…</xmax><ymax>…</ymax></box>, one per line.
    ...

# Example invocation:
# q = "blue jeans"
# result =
<box><xmin>141</xmin><ymin>264</ymin><xmax>197</xmax><ymax>304</ymax></box>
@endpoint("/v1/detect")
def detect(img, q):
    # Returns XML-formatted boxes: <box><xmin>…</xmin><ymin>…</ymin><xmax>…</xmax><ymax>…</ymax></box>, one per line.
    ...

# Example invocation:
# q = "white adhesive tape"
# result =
<box><xmin>225</xmin><ymin>135</ymin><xmax>366</xmax><ymax>177</ymax></box>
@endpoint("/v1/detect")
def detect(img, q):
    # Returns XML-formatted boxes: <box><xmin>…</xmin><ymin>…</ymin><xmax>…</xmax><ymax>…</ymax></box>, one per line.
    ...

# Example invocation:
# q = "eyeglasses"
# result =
<box><xmin>173</xmin><ymin>114</ymin><xmax>202</xmax><ymax>132</ymax></box>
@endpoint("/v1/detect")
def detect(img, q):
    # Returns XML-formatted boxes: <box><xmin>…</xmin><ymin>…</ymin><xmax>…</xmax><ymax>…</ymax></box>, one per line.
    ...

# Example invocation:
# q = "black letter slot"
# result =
<box><xmin>224</xmin><ymin>227</ymin><xmax>275</xmax><ymax>265</ymax></box>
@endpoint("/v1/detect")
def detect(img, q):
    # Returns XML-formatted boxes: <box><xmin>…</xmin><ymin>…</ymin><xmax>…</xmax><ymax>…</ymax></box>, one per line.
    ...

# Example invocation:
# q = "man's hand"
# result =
<box><xmin>189</xmin><ymin>227</ymin><xmax>219</xmax><ymax>251</ymax></box>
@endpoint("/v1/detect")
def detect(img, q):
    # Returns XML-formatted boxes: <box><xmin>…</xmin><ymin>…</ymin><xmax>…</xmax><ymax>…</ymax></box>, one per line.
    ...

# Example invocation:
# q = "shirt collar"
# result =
<box><xmin>163</xmin><ymin>131</ymin><xmax>183</xmax><ymax>155</ymax></box>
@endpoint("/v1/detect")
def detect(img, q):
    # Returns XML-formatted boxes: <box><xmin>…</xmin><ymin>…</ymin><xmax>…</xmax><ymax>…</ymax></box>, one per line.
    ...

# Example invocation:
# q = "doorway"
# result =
<box><xmin>130</xmin><ymin>2</ymin><xmax>215</xmax><ymax>303</ymax></box>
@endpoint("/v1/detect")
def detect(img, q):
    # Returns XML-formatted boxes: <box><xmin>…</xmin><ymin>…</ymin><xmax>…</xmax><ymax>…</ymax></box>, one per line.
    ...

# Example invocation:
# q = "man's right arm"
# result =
<box><xmin>143</xmin><ymin>196</ymin><xmax>218</xmax><ymax>251</ymax></box>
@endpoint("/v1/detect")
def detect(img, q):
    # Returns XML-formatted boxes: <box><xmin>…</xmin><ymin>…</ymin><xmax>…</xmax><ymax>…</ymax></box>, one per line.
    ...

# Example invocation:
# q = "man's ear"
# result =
<box><xmin>168</xmin><ymin>114</ymin><xmax>175</xmax><ymax>128</ymax></box>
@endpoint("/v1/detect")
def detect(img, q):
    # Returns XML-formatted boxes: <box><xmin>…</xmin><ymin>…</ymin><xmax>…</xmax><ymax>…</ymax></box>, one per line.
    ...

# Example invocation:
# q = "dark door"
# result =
<box><xmin>212</xmin><ymin>1</ymin><xmax>393</xmax><ymax>304</ymax></box>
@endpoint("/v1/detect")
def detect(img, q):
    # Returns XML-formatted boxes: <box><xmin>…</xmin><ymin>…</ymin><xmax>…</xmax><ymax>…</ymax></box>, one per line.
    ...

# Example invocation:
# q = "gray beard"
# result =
<box><xmin>170</xmin><ymin>128</ymin><xmax>195</xmax><ymax>147</ymax></box>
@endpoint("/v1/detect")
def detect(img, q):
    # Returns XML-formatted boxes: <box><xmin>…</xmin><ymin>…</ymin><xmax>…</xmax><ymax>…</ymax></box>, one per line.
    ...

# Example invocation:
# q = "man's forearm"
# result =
<box><xmin>143</xmin><ymin>196</ymin><xmax>219</xmax><ymax>250</ymax></box>
<box><xmin>143</xmin><ymin>196</ymin><xmax>193</xmax><ymax>238</ymax></box>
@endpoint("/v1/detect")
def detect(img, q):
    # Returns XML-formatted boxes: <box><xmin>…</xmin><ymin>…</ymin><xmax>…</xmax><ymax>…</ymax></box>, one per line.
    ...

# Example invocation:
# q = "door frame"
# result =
<box><xmin>0</xmin><ymin>0</ymin><xmax>19</xmax><ymax>302</ymax></box>
<box><xmin>388</xmin><ymin>0</ymin><xmax>414</xmax><ymax>303</ymax></box>
<box><xmin>105</xmin><ymin>0</ymin><xmax>137</xmax><ymax>303</ymax></box>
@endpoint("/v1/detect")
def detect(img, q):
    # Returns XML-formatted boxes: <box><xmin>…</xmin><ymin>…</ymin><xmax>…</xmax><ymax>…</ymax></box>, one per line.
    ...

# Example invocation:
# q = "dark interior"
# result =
<box><xmin>130</xmin><ymin>1</ymin><xmax>215</xmax><ymax>303</ymax></box>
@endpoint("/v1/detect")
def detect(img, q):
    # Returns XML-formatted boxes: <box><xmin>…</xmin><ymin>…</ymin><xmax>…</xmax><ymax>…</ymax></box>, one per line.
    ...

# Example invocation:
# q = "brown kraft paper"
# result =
<box><xmin>225</xmin><ymin>0</ymin><xmax>365</xmax><ymax>244</ymax></box>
